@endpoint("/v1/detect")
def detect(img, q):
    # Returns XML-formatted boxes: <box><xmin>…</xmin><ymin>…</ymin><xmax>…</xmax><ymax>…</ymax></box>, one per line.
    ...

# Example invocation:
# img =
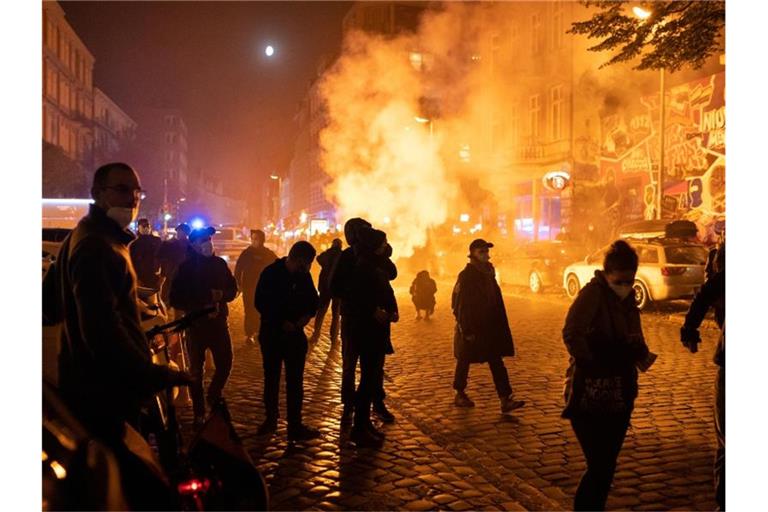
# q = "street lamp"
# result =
<box><xmin>269</xmin><ymin>174</ymin><xmax>282</xmax><ymax>229</ymax></box>
<box><xmin>414</xmin><ymin>116</ymin><xmax>434</xmax><ymax>139</ymax></box>
<box><xmin>633</xmin><ymin>5</ymin><xmax>665</xmax><ymax>220</ymax></box>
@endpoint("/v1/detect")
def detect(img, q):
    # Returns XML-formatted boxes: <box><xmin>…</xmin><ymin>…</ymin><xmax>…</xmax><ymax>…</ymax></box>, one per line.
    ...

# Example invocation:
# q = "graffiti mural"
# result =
<box><xmin>599</xmin><ymin>72</ymin><xmax>725</xmax><ymax>239</ymax></box>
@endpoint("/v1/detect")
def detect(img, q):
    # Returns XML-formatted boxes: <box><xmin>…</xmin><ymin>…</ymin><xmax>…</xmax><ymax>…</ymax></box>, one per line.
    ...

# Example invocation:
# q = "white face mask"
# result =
<box><xmin>106</xmin><ymin>206</ymin><xmax>138</xmax><ymax>229</ymax></box>
<box><xmin>609</xmin><ymin>283</ymin><xmax>633</xmax><ymax>301</ymax></box>
<box><xmin>198</xmin><ymin>241</ymin><xmax>214</xmax><ymax>257</ymax></box>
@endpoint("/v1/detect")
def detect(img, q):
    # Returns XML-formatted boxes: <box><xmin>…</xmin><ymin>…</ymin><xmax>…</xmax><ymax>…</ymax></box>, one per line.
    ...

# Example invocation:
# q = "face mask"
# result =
<box><xmin>198</xmin><ymin>241</ymin><xmax>214</xmax><ymax>257</ymax></box>
<box><xmin>106</xmin><ymin>206</ymin><xmax>137</xmax><ymax>229</ymax></box>
<box><xmin>609</xmin><ymin>283</ymin><xmax>633</xmax><ymax>300</ymax></box>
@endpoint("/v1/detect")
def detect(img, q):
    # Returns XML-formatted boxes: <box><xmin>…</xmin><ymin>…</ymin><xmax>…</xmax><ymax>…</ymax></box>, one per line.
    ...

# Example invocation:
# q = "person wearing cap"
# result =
<box><xmin>234</xmin><ymin>229</ymin><xmax>278</xmax><ymax>345</ymax></box>
<box><xmin>254</xmin><ymin>241</ymin><xmax>321</xmax><ymax>442</ymax></box>
<box><xmin>451</xmin><ymin>238</ymin><xmax>525</xmax><ymax>413</ymax></box>
<box><xmin>157</xmin><ymin>222</ymin><xmax>191</xmax><ymax>307</ymax></box>
<box><xmin>129</xmin><ymin>218</ymin><xmax>163</xmax><ymax>290</ymax></box>
<box><xmin>169</xmin><ymin>226</ymin><xmax>238</xmax><ymax>427</ymax></box>
<box><xmin>330</xmin><ymin>218</ymin><xmax>398</xmax><ymax>424</ymax></box>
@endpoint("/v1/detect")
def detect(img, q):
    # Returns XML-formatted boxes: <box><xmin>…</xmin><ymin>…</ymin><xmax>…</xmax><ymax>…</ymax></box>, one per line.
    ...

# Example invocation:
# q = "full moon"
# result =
<box><xmin>265</xmin><ymin>45</ymin><xmax>274</xmax><ymax>57</ymax></box>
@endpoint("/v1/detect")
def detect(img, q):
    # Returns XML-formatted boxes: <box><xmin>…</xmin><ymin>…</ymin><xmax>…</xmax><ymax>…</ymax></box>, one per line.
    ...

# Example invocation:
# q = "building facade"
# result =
<box><xmin>92</xmin><ymin>88</ymin><xmax>137</xmax><ymax>168</ymax></box>
<box><xmin>42</xmin><ymin>1</ymin><xmax>95</xmax><ymax>172</ymax></box>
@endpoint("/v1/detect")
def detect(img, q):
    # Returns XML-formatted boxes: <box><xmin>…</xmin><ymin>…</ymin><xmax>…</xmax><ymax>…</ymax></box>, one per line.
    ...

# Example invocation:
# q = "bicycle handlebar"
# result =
<box><xmin>145</xmin><ymin>306</ymin><xmax>217</xmax><ymax>338</ymax></box>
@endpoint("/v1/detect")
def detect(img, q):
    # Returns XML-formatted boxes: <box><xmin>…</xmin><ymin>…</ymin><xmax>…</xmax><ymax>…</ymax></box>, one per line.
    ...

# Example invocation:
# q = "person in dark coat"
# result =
<box><xmin>157</xmin><ymin>222</ymin><xmax>191</xmax><ymax>307</ymax></box>
<box><xmin>346</xmin><ymin>228</ymin><xmax>399</xmax><ymax>446</ymax></box>
<box><xmin>681</xmin><ymin>243</ymin><xmax>725</xmax><ymax>511</ymax></box>
<box><xmin>42</xmin><ymin>163</ymin><xmax>191</xmax><ymax>509</ymax></box>
<box><xmin>562</xmin><ymin>240</ymin><xmax>654</xmax><ymax>511</ymax></box>
<box><xmin>452</xmin><ymin>239</ymin><xmax>524</xmax><ymax>413</ymax></box>
<box><xmin>234</xmin><ymin>229</ymin><xmax>278</xmax><ymax>345</ymax></box>
<box><xmin>310</xmin><ymin>238</ymin><xmax>343</xmax><ymax>344</ymax></box>
<box><xmin>330</xmin><ymin>218</ymin><xmax>397</xmax><ymax>424</ymax></box>
<box><xmin>129</xmin><ymin>218</ymin><xmax>163</xmax><ymax>289</ymax></box>
<box><xmin>170</xmin><ymin>226</ymin><xmax>238</xmax><ymax>427</ymax></box>
<box><xmin>254</xmin><ymin>241</ymin><xmax>321</xmax><ymax>442</ymax></box>
<box><xmin>410</xmin><ymin>270</ymin><xmax>437</xmax><ymax>320</ymax></box>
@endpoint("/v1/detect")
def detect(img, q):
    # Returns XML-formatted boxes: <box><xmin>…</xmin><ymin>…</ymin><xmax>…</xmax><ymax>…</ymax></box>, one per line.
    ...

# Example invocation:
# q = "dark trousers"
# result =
<box><xmin>570</xmin><ymin>412</ymin><xmax>632</xmax><ymax>511</ymax></box>
<box><xmin>452</xmin><ymin>357</ymin><xmax>513</xmax><ymax>398</ymax></box>
<box><xmin>715</xmin><ymin>366</ymin><xmax>725</xmax><ymax>511</ymax></box>
<box><xmin>341</xmin><ymin>318</ymin><xmax>385</xmax><ymax>407</ymax></box>
<box><xmin>313</xmin><ymin>292</ymin><xmax>340</xmax><ymax>340</ymax></box>
<box><xmin>261</xmin><ymin>342</ymin><xmax>307</xmax><ymax>428</ymax></box>
<box><xmin>187</xmin><ymin>323</ymin><xmax>233</xmax><ymax>419</ymax></box>
<box><xmin>354</xmin><ymin>349</ymin><xmax>385</xmax><ymax>428</ymax></box>
<box><xmin>242</xmin><ymin>290</ymin><xmax>260</xmax><ymax>338</ymax></box>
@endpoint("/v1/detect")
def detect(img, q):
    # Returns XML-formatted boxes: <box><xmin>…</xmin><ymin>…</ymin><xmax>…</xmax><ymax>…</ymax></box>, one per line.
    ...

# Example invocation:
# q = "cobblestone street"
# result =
<box><xmin>180</xmin><ymin>280</ymin><xmax>721</xmax><ymax>511</ymax></box>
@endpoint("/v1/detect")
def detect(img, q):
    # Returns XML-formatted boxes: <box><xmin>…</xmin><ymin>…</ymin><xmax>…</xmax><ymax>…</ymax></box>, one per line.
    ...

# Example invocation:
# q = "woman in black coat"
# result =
<box><xmin>451</xmin><ymin>239</ymin><xmax>524</xmax><ymax>413</ymax></box>
<box><xmin>562</xmin><ymin>240</ymin><xmax>654</xmax><ymax>511</ymax></box>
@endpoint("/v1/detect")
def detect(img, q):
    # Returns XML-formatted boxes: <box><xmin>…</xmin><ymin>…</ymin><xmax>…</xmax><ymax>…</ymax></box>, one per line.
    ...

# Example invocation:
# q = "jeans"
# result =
<box><xmin>260</xmin><ymin>340</ymin><xmax>307</xmax><ymax>428</ymax></box>
<box><xmin>452</xmin><ymin>357</ymin><xmax>513</xmax><ymax>398</ymax></box>
<box><xmin>187</xmin><ymin>321</ymin><xmax>233</xmax><ymax>419</ymax></box>
<box><xmin>341</xmin><ymin>317</ymin><xmax>385</xmax><ymax>407</ymax></box>
<box><xmin>715</xmin><ymin>365</ymin><xmax>725</xmax><ymax>510</ymax></box>
<box><xmin>354</xmin><ymin>349</ymin><xmax>385</xmax><ymax>428</ymax></box>
<box><xmin>570</xmin><ymin>412</ymin><xmax>632</xmax><ymax>511</ymax></box>
<box><xmin>313</xmin><ymin>292</ymin><xmax>340</xmax><ymax>340</ymax></box>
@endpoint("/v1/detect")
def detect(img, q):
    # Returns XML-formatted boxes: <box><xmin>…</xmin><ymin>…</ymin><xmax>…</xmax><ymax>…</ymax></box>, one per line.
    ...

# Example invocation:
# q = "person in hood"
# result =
<box><xmin>346</xmin><ymin>227</ymin><xmax>399</xmax><ymax>446</ymax></box>
<box><xmin>562</xmin><ymin>239</ymin><xmax>653</xmax><ymax>511</ymax></box>
<box><xmin>254</xmin><ymin>241</ymin><xmax>321</xmax><ymax>442</ymax></box>
<box><xmin>410</xmin><ymin>270</ymin><xmax>437</xmax><ymax>320</ymax></box>
<box><xmin>42</xmin><ymin>162</ymin><xmax>192</xmax><ymax>509</ymax></box>
<box><xmin>234</xmin><ymin>229</ymin><xmax>278</xmax><ymax>345</ymax></box>
<box><xmin>129</xmin><ymin>218</ymin><xmax>163</xmax><ymax>290</ymax></box>
<box><xmin>330</xmin><ymin>218</ymin><xmax>397</xmax><ymax>425</ymax></box>
<box><xmin>157</xmin><ymin>222</ymin><xmax>191</xmax><ymax>307</ymax></box>
<box><xmin>452</xmin><ymin>239</ymin><xmax>525</xmax><ymax>413</ymax></box>
<box><xmin>310</xmin><ymin>238</ymin><xmax>343</xmax><ymax>344</ymax></box>
<box><xmin>681</xmin><ymin>242</ymin><xmax>725</xmax><ymax>511</ymax></box>
<box><xmin>169</xmin><ymin>226</ymin><xmax>238</xmax><ymax>427</ymax></box>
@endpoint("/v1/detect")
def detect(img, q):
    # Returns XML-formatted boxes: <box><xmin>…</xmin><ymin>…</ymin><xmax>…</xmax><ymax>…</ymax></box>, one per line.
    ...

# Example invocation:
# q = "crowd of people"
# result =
<box><xmin>42</xmin><ymin>162</ymin><xmax>725</xmax><ymax>511</ymax></box>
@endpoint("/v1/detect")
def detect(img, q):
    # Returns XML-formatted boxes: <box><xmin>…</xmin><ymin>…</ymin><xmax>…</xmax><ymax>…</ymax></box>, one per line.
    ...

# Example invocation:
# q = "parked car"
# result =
<box><xmin>42</xmin><ymin>228</ymin><xmax>71</xmax><ymax>278</ymax></box>
<box><xmin>212</xmin><ymin>226</ymin><xmax>250</xmax><ymax>268</ymax></box>
<box><xmin>562</xmin><ymin>238</ymin><xmax>709</xmax><ymax>309</ymax></box>
<box><xmin>496</xmin><ymin>240</ymin><xmax>589</xmax><ymax>293</ymax></box>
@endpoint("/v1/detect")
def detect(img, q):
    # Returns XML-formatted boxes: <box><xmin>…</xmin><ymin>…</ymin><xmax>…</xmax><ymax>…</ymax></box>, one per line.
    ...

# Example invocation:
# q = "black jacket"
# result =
<box><xmin>129</xmin><ymin>233</ymin><xmax>163</xmax><ymax>289</ymax></box>
<box><xmin>683</xmin><ymin>270</ymin><xmax>725</xmax><ymax>366</ymax></box>
<box><xmin>157</xmin><ymin>237</ymin><xmax>190</xmax><ymax>303</ymax></box>
<box><xmin>255</xmin><ymin>258</ymin><xmax>319</xmax><ymax>344</ymax></box>
<box><xmin>316</xmin><ymin>245</ymin><xmax>342</xmax><ymax>297</ymax></box>
<box><xmin>42</xmin><ymin>205</ymin><xmax>174</xmax><ymax>435</ymax></box>
<box><xmin>562</xmin><ymin>270</ymin><xmax>649</xmax><ymax>417</ymax></box>
<box><xmin>234</xmin><ymin>245</ymin><xmax>278</xmax><ymax>301</ymax></box>
<box><xmin>330</xmin><ymin>246</ymin><xmax>397</xmax><ymax>316</ymax></box>
<box><xmin>410</xmin><ymin>274</ymin><xmax>437</xmax><ymax>309</ymax></box>
<box><xmin>452</xmin><ymin>261</ymin><xmax>515</xmax><ymax>362</ymax></box>
<box><xmin>169</xmin><ymin>250</ymin><xmax>238</xmax><ymax>318</ymax></box>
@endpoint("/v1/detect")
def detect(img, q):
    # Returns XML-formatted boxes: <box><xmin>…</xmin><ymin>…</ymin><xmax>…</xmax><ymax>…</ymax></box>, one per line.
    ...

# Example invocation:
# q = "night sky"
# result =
<box><xmin>61</xmin><ymin>1</ymin><xmax>352</xmax><ymax>197</ymax></box>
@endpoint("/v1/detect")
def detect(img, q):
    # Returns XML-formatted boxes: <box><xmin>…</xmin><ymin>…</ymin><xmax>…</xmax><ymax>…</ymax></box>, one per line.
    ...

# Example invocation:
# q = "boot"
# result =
<box><xmin>500</xmin><ymin>395</ymin><xmax>525</xmax><ymax>413</ymax></box>
<box><xmin>454</xmin><ymin>391</ymin><xmax>475</xmax><ymax>407</ymax></box>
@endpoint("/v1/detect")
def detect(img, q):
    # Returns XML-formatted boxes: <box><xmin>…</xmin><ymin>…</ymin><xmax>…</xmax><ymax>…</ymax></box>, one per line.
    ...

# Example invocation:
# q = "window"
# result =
<box><xmin>550</xmin><ymin>85</ymin><xmax>563</xmax><ymax>140</ymax></box>
<box><xmin>529</xmin><ymin>95</ymin><xmax>540</xmax><ymax>139</ymax></box>
<box><xmin>638</xmin><ymin>246</ymin><xmax>659</xmax><ymax>264</ymax></box>
<box><xmin>531</xmin><ymin>13</ymin><xmax>542</xmax><ymax>54</ymax></box>
<box><xmin>510</xmin><ymin>105</ymin><xmax>520</xmax><ymax>145</ymax></box>
<box><xmin>552</xmin><ymin>1</ymin><xmax>564</xmax><ymax>49</ymax></box>
<box><xmin>165</xmin><ymin>115</ymin><xmax>175</xmax><ymax>127</ymax></box>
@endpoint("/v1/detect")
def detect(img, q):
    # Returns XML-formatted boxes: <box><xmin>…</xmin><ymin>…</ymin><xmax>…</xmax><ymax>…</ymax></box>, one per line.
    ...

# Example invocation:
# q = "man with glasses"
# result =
<box><xmin>43</xmin><ymin>163</ymin><xmax>192</xmax><ymax>505</ymax></box>
<box><xmin>451</xmin><ymin>239</ymin><xmax>525</xmax><ymax>413</ymax></box>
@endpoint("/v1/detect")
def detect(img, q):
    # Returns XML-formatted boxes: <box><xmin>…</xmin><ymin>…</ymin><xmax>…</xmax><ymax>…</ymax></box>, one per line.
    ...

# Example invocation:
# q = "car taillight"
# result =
<box><xmin>178</xmin><ymin>477</ymin><xmax>211</xmax><ymax>495</ymax></box>
<box><xmin>661</xmin><ymin>267</ymin><xmax>686</xmax><ymax>276</ymax></box>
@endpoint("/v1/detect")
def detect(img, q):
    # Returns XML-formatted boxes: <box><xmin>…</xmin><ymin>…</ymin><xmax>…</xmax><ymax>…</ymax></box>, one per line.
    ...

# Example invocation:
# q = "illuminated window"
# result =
<box><xmin>550</xmin><ymin>86</ymin><xmax>563</xmax><ymax>140</ymax></box>
<box><xmin>529</xmin><ymin>95</ymin><xmax>540</xmax><ymax>139</ymax></box>
<box><xmin>552</xmin><ymin>1</ymin><xmax>564</xmax><ymax>49</ymax></box>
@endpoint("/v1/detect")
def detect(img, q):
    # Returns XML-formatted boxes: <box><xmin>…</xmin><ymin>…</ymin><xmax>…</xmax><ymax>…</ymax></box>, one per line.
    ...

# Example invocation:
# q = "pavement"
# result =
<box><xmin>177</xmin><ymin>281</ymin><xmax>721</xmax><ymax>511</ymax></box>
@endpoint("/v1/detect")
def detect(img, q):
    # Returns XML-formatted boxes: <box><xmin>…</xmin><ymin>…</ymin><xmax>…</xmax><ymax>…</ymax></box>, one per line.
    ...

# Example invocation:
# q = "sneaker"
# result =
<box><xmin>372</xmin><ymin>402</ymin><xmax>395</xmax><ymax>423</ymax></box>
<box><xmin>257</xmin><ymin>418</ymin><xmax>278</xmax><ymax>436</ymax></box>
<box><xmin>341</xmin><ymin>404</ymin><xmax>354</xmax><ymax>423</ymax></box>
<box><xmin>500</xmin><ymin>395</ymin><xmax>525</xmax><ymax>413</ymax></box>
<box><xmin>365</xmin><ymin>422</ymin><xmax>385</xmax><ymax>440</ymax></box>
<box><xmin>454</xmin><ymin>391</ymin><xmax>475</xmax><ymax>407</ymax></box>
<box><xmin>288</xmin><ymin>424</ymin><xmax>321</xmax><ymax>442</ymax></box>
<box><xmin>351</xmin><ymin>425</ymin><xmax>385</xmax><ymax>447</ymax></box>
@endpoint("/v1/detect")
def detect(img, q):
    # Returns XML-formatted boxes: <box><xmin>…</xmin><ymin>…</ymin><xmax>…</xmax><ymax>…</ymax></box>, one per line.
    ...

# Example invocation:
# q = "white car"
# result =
<box><xmin>563</xmin><ymin>239</ymin><xmax>709</xmax><ymax>309</ymax></box>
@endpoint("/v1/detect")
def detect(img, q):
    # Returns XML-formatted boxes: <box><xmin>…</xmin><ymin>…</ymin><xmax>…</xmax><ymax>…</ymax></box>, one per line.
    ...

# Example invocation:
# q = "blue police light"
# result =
<box><xmin>190</xmin><ymin>218</ymin><xmax>205</xmax><ymax>230</ymax></box>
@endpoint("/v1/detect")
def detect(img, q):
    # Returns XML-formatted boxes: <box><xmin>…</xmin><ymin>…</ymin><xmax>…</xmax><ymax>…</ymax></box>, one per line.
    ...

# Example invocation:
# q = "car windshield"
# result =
<box><xmin>213</xmin><ymin>230</ymin><xmax>236</xmax><ymax>241</ymax></box>
<box><xmin>664</xmin><ymin>246</ymin><xmax>709</xmax><ymax>265</ymax></box>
